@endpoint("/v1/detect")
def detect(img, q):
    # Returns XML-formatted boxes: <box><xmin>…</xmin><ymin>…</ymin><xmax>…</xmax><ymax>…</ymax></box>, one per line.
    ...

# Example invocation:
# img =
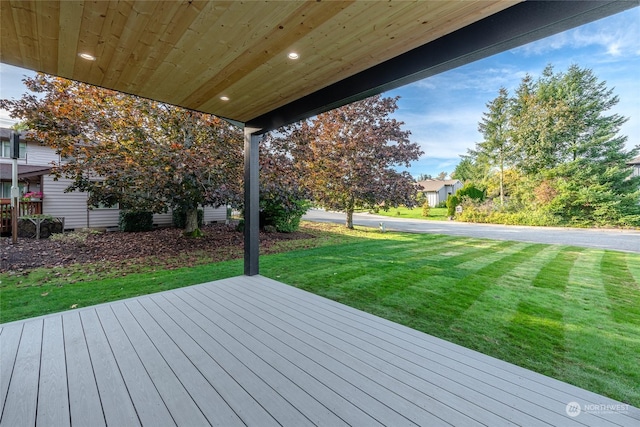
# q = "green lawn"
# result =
<box><xmin>1</xmin><ymin>222</ymin><xmax>638</xmax><ymax>406</ymax></box>
<box><xmin>375</xmin><ymin>206</ymin><xmax>449</xmax><ymax>220</ymax></box>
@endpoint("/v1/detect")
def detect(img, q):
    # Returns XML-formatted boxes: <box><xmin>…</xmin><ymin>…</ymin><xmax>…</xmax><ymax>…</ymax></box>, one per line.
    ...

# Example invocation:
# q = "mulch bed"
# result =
<box><xmin>1</xmin><ymin>223</ymin><xmax>313</xmax><ymax>272</ymax></box>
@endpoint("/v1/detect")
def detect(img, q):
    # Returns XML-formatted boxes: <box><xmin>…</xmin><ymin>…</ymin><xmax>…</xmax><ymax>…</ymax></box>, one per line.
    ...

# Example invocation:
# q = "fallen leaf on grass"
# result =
<box><xmin>41</xmin><ymin>292</ymin><xmax>49</xmax><ymax>297</ymax></box>
<box><xmin>70</xmin><ymin>304</ymin><xmax>78</xmax><ymax>309</ymax></box>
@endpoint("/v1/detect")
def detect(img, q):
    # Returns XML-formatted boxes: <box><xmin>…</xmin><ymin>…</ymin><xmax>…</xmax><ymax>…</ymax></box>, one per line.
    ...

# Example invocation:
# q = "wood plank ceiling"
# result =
<box><xmin>1</xmin><ymin>1</ymin><xmax>635</xmax><ymax>132</ymax></box>
<box><xmin>1</xmin><ymin>1</ymin><xmax>517</xmax><ymax>120</ymax></box>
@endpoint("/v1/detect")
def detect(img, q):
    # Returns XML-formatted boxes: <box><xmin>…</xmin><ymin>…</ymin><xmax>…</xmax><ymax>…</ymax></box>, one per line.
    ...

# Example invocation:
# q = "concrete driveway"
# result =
<box><xmin>302</xmin><ymin>209</ymin><xmax>640</xmax><ymax>253</ymax></box>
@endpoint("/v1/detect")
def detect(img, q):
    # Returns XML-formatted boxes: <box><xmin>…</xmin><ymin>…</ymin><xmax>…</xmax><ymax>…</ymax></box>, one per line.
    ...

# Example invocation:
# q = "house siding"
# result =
<box><xmin>42</xmin><ymin>176</ymin><xmax>90</xmax><ymax>229</ymax></box>
<box><xmin>24</xmin><ymin>143</ymin><xmax>59</xmax><ymax>166</ymax></box>
<box><xmin>4</xmin><ymin>134</ymin><xmax>228</xmax><ymax>230</ymax></box>
<box><xmin>43</xmin><ymin>176</ymin><xmax>227</xmax><ymax>230</ymax></box>
<box><xmin>420</xmin><ymin>181</ymin><xmax>462</xmax><ymax>207</ymax></box>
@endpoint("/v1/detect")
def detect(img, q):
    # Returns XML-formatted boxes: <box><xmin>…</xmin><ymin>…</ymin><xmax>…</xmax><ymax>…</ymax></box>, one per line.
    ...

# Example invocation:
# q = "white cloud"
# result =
<box><xmin>514</xmin><ymin>9</ymin><xmax>640</xmax><ymax>59</ymax></box>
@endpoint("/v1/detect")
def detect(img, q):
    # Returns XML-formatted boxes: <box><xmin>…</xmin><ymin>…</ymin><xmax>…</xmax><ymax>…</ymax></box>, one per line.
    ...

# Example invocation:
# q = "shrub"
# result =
<box><xmin>457</xmin><ymin>182</ymin><xmax>486</xmax><ymax>202</ymax></box>
<box><xmin>421</xmin><ymin>200</ymin><xmax>430</xmax><ymax>217</ymax></box>
<box><xmin>118</xmin><ymin>211</ymin><xmax>153</xmax><ymax>232</ymax></box>
<box><xmin>260</xmin><ymin>198</ymin><xmax>309</xmax><ymax>233</ymax></box>
<box><xmin>456</xmin><ymin>200</ymin><xmax>561</xmax><ymax>226</ymax></box>
<box><xmin>446</xmin><ymin>195</ymin><xmax>460</xmax><ymax>218</ymax></box>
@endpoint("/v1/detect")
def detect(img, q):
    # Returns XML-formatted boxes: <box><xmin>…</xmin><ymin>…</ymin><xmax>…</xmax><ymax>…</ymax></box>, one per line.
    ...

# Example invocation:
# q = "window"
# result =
<box><xmin>95</xmin><ymin>201</ymin><xmax>119</xmax><ymax>210</ymax></box>
<box><xmin>1</xmin><ymin>141</ymin><xmax>27</xmax><ymax>159</ymax></box>
<box><xmin>1</xmin><ymin>182</ymin><xmax>25</xmax><ymax>198</ymax></box>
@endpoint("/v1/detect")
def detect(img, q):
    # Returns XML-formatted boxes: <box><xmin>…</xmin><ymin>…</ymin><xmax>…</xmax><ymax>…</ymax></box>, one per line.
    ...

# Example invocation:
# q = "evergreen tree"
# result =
<box><xmin>510</xmin><ymin>65</ymin><xmax>639</xmax><ymax>225</ymax></box>
<box><xmin>477</xmin><ymin>87</ymin><xmax>513</xmax><ymax>204</ymax></box>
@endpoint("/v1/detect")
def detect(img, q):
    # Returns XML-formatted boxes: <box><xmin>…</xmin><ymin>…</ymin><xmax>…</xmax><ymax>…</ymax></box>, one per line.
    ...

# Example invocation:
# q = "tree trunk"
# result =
<box><xmin>184</xmin><ymin>207</ymin><xmax>199</xmax><ymax>235</ymax></box>
<box><xmin>499</xmin><ymin>163</ymin><xmax>504</xmax><ymax>206</ymax></box>
<box><xmin>346</xmin><ymin>209</ymin><xmax>354</xmax><ymax>229</ymax></box>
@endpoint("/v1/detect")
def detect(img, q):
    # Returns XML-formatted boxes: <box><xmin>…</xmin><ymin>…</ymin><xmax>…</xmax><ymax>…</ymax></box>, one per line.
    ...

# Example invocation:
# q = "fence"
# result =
<box><xmin>0</xmin><ymin>200</ymin><xmax>43</xmax><ymax>233</ymax></box>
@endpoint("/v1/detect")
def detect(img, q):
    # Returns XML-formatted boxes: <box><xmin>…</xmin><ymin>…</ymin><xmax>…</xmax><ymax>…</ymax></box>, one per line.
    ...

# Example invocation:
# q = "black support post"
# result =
<box><xmin>244</xmin><ymin>127</ymin><xmax>261</xmax><ymax>276</ymax></box>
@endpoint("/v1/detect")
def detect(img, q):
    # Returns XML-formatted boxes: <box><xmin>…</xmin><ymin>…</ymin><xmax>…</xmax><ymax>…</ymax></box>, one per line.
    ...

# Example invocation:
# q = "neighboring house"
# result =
<box><xmin>417</xmin><ymin>179</ymin><xmax>462</xmax><ymax>207</ymax></box>
<box><xmin>0</xmin><ymin>128</ymin><xmax>226</xmax><ymax>232</ymax></box>
<box><xmin>629</xmin><ymin>155</ymin><xmax>640</xmax><ymax>178</ymax></box>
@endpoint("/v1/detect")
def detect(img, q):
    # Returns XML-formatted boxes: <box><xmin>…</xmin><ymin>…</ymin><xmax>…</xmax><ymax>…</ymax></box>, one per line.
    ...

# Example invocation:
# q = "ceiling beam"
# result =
<box><xmin>247</xmin><ymin>0</ymin><xmax>637</xmax><ymax>133</ymax></box>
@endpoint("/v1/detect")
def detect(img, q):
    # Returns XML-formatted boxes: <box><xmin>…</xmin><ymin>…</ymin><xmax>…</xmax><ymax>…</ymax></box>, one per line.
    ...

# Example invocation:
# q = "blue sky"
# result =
<box><xmin>387</xmin><ymin>6</ymin><xmax>640</xmax><ymax>178</ymax></box>
<box><xmin>1</xmin><ymin>7</ymin><xmax>638</xmax><ymax>178</ymax></box>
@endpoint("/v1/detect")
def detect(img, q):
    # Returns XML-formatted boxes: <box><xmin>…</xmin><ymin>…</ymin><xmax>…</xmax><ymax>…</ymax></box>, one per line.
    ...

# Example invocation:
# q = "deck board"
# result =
<box><xmin>36</xmin><ymin>316</ymin><xmax>70</xmax><ymax>427</ymax></box>
<box><xmin>94</xmin><ymin>305</ymin><xmax>175</xmax><ymax>427</ymax></box>
<box><xmin>1</xmin><ymin>275</ymin><xmax>638</xmax><ymax>426</ymax></box>
<box><xmin>253</xmin><ymin>275</ymin><xmax>640</xmax><ymax>425</ymax></box>
<box><xmin>62</xmin><ymin>312</ymin><xmax>106</xmax><ymax>426</ymax></box>
<box><xmin>79</xmin><ymin>309</ymin><xmax>141</xmax><ymax>426</ymax></box>
<box><xmin>1</xmin><ymin>320</ymin><xmax>42</xmax><ymax>427</ymax></box>
<box><xmin>121</xmin><ymin>299</ymin><xmax>243</xmax><ymax>426</ymax></box>
<box><xmin>0</xmin><ymin>324</ymin><xmax>22</xmax><ymax>419</ymax></box>
<box><xmin>223</xmin><ymin>278</ymin><xmax>597</xmax><ymax>426</ymax></box>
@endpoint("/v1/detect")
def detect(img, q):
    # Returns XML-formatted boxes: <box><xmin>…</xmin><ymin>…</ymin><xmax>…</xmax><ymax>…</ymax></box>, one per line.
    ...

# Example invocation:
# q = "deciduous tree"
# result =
<box><xmin>0</xmin><ymin>74</ymin><xmax>244</xmax><ymax>235</ymax></box>
<box><xmin>286</xmin><ymin>95</ymin><xmax>422</xmax><ymax>228</ymax></box>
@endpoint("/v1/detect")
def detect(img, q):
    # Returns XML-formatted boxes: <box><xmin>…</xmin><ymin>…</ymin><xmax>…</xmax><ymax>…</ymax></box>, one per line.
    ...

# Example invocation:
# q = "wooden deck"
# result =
<box><xmin>1</xmin><ymin>275</ymin><xmax>638</xmax><ymax>426</ymax></box>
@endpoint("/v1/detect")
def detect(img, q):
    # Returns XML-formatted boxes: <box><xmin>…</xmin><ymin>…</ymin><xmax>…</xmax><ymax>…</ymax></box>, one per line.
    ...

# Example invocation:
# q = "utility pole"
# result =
<box><xmin>10</xmin><ymin>131</ymin><xmax>20</xmax><ymax>244</ymax></box>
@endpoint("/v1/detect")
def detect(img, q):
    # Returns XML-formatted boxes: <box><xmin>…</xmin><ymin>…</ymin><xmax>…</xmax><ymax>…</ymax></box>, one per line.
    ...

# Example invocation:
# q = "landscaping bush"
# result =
<box><xmin>421</xmin><ymin>200</ymin><xmax>430</xmax><ymax>217</ymax></box>
<box><xmin>260</xmin><ymin>198</ymin><xmax>309</xmax><ymax>233</ymax></box>
<box><xmin>118</xmin><ymin>211</ymin><xmax>153</xmax><ymax>232</ymax></box>
<box><xmin>457</xmin><ymin>182</ymin><xmax>486</xmax><ymax>202</ymax></box>
<box><xmin>446</xmin><ymin>195</ymin><xmax>460</xmax><ymax>218</ymax></box>
<box><xmin>456</xmin><ymin>199</ymin><xmax>561</xmax><ymax>226</ymax></box>
<box><xmin>172</xmin><ymin>208</ymin><xmax>203</xmax><ymax>229</ymax></box>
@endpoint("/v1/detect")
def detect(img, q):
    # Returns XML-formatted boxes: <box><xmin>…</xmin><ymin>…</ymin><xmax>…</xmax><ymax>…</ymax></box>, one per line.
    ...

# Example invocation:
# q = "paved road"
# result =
<box><xmin>302</xmin><ymin>209</ymin><xmax>640</xmax><ymax>253</ymax></box>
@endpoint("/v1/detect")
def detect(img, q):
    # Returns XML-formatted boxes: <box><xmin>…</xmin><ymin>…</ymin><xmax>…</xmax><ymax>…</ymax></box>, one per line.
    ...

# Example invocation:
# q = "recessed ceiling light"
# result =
<box><xmin>288</xmin><ymin>52</ymin><xmax>299</xmax><ymax>60</ymax></box>
<box><xmin>78</xmin><ymin>53</ymin><xmax>96</xmax><ymax>61</ymax></box>
<box><xmin>220</xmin><ymin>96</ymin><xmax>230</xmax><ymax>101</ymax></box>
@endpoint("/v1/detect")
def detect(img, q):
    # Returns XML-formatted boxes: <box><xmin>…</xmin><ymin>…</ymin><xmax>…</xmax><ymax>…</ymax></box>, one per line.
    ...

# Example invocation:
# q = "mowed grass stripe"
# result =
<box><xmin>563</xmin><ymin>250</ymin><xmax>639</xmax><ymax>406</ymax></box>
<box><xmin>422</xmin><ymin>243</ymin><xmax>547</xmax><ymax>328</ymax></box>
<box><xmin>533</xmin><ymin>247</ymin><xmax>585</xmax><ymax>290</ymax></box>
<box><xmin>448</xmin><ymin>245</ymin><xmax>566</xmax><ymax>363</ymax></box>
<box><xmin>601</xmin><ymin>251</ymin><xmax>640</xmax><ymax>324</ymax></box>
<box><xmin>264</xmin><ymin>231</ymin><xmax>639</xmax><ymax>407</ymax></box>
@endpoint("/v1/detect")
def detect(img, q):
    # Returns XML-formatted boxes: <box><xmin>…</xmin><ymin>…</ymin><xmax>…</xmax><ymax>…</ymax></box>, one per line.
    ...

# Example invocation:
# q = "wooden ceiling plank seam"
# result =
<box><xmin>376</xmin><ymin>1</ymin><xmax>514</xmax><ymax>51</ymax></box>
<box><xmin>113</xmin><ymin>0</ymin><xmax>197</xmax><ymax>90</ymax></box>
<box><xmin>179</xmin><ymin>3</ymin><xmax>312</xmax><ymax>92</ymax></box>
<box><xmin>130</xmin><ymin>3</ymin><xmax>430</xmax><ymax>118</ymax></box>
<box><xmin>57</xmin><ymin>0</ymin><xmax>83</xmax><ymax>77</ymax></box>
<box><xmin>148</xmin><ymin>1</ymin><xmax>306</xmax><ymax>105</ymax></box>
<box><xmin>172</xmin><ymin>2</ymin><xmax>316</xmax><ymax>104</ymax></box>
<box><xmin>246</xmin><ymin>0</ymin><xmax>636</xmax><ymax>131</ymax></box>
<box><xmin>35</xmin><ymin>0</ymin><xmax>60</xmax><ymax>73</ymax></box>
<box><xmin>181</xmin><ymin>1</ymin><xmax>354</xmax><ymax>109</ymax></box>
<box><xmin>125</xmin><ymin>1</ymin><xmax>210</xmax><ymax>91</ymax></box>
<box><xmin>224</xmin><ymin>1</ymin><xmax>487</xmax><ymax>118</ymax></box>
<box><xmin>92</xmin><ymin>0</ymin><xmax>136</xmax><ymax>87</ymax></box>
<box><xmin>72</xmin><ymin>0</ymin><xmax>110</xmax><ymax>79</ymax></box>
<box><xmin>370</xmin><ymin>1</ymin><xmax>522</xmax><ymax>74</ymax></box>
<box><xmin>10</xmin><ymin>0</ymin><xmax>38</xmax><ymax>71</ymax></box>
<box><xmin>101</xmin><ymin>0</ymin><xmax>166</xmax><ymax>89</ymax></box>
<box><xmin>135</xmin><ymin>2</ymin><xmax>248</xmax><ymax>101</ymax></box>
<box><xmin>138</xmin><ymin>1</ymin><xmax>266</xmax><ymax>100</ymax></box>
<box><xmin>210</xmin><ymin>1</ymin><xmax>499</xmax><ymax>120</ymax></box>
<box><xmin>0</xmin><ymin>2</ymin><xmax>22</xmax><ymax>66</ymax></box>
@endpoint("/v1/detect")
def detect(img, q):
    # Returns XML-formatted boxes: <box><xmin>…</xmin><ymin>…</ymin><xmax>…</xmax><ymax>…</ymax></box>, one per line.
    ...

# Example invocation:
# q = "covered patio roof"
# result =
<box><xmin>0</xmin><ymin>163</ymin><xmax>51</xmax><ymax>180</ymax></box>
<box><xmin>1</xmin><ymin>1</ymin><xmax>634</xmax><ymax>133</ymax></box>
<box><xmin>1</xmin><ymin>1</ymin><xmax>636</xmax><ymax>274</ymax></box>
